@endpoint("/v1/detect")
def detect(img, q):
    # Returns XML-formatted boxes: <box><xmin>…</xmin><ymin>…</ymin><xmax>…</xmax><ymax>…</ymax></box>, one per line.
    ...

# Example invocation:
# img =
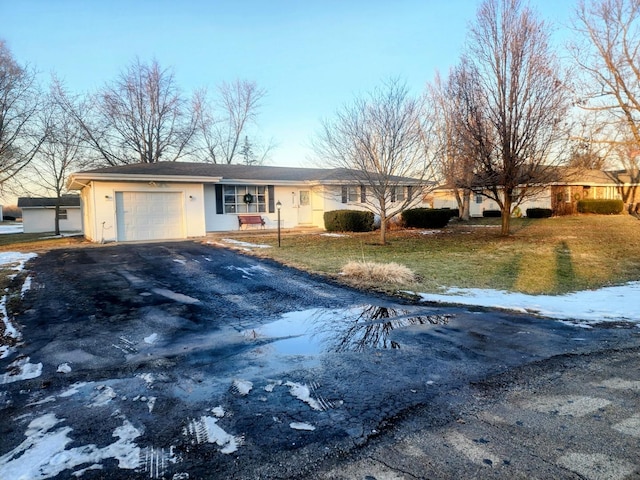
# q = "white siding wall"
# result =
<box><xmin>82</xmin><ymin>181</ymin><xmax>205</xmax><ymax>242</ymax></box>
<box><xmin>22</xmin><ymin>208</ymin><xmax>82</xmax><ymax>233</ymax></box>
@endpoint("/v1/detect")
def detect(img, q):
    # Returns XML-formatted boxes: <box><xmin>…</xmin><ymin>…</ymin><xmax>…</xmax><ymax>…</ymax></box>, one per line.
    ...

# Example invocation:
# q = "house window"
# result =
<box><xmin>58</xmin><ymin>209</ymin><xmax>68</xmax><ymax>220</ymax></box>
<box><xmin>391</xmin><ymin>187</ymin><xmax>405</xmax><ymax>202</ymax></box>
<box><xmin>475</xmin><ymin>195</ymin><xmax>483</xmax><ymax>204</ymax></box>
<box><xmin>223</xmin><ymin>185</ymin><xmax>266</xmax><ymax>213</ymax></box>
<box><xmin>341</xmin><ymin>186</ymin><xmax>360</xmax><ymax>203</ymax></box>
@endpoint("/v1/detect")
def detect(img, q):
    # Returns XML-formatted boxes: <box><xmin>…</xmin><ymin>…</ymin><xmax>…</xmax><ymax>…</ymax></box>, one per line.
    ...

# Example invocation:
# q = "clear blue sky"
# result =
<box><xmin>1</xmin><ymin>0</ymin><xmax>574</xmax><ymax>169</ymax></box>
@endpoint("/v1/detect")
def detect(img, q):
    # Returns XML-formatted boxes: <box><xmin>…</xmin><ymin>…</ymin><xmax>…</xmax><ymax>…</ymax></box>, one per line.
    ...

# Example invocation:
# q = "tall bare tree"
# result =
<box><xmin>460</xmin><ymin>0</ymin><xmax>572</xmax><ymax>235</ymax></box>
<box><xmin>23</xmin><ymin>80</ymin><xmax>84</xmax><ymax>235</ymax></box>
<box><xmin>429</xmin><ymin>61</ymin><xmax>488</xmax><ymax>221</ymax></box>
<box><xmin>313</xmin><ymin>78</ymin><xmax>435</xmax><ymax>245</ymax></box>
<box><xmin>196</xmin><ymin>79</ymin><xmax>270</xmax><ymax>164</ymax></box>
<box><xmin>0</xmin><ymin>40</ymin><xmax>44</xmax><ymax>188</ymax></box>
<box><xmin>62</xmin><ymin>58</ymin><xmax>200</xmax><ymax>166</ymax></box>
<box><xmin>572</xmin><ymin>0</ymin><xmax>640</xmax><ymax>210</ymax></box>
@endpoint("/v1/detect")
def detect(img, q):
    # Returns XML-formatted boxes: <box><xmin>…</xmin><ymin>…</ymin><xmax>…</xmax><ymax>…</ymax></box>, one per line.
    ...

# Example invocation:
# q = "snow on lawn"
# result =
<box><xmin>209</xmin><ymin>239</ymin><xmax>272</xmax><ymax>250</ymax></box>
<box><xmin>0</xmin><ymin>252</ymin><xmax>37</xmax><ymax>358</ymax></box>
<box><xmin>0</xmin><ymin>224</ymin><xmax>23</xmax><ymax>235</ymax></box>
<box><xmin>416</xmin><ymin>282</ymin><xmax>640</xmax><ymax>325</ymax></box>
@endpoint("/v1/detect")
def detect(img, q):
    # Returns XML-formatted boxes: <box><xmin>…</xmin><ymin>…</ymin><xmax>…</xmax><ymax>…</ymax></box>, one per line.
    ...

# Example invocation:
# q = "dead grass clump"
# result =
<box><xmin>342</xmin><ymin>260</ymin><xmax>415</xmax><ymax>284</ymax></box>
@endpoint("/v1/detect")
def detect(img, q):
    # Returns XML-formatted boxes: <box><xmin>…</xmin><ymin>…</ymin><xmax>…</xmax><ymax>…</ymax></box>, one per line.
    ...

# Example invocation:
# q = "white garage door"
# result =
<box><xmin>115</xmin><ymin>192</ymin><xmax>185</xmax><ymax>242</ymax></box>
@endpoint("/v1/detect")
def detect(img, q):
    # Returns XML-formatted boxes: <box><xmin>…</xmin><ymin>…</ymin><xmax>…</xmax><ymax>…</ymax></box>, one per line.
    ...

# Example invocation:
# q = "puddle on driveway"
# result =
<box><xmin>243</xmin><ymin>305</ymin><xmax>452</xmax><ymax>356</ymax></box>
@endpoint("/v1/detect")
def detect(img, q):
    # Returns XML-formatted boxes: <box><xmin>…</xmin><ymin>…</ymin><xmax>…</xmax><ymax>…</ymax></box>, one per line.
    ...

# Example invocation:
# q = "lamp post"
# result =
<box><xmin>276</xmin><ymin>200</ymin><xmax>282</xmax><ymax>247</ymax></box>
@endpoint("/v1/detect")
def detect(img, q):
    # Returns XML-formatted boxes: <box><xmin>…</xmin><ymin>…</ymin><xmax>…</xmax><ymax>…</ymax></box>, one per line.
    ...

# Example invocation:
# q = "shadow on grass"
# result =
<box><xmin>555</xmin><ymin>241</ymin><xmax>576</xmax><ymax>289</ymax></box>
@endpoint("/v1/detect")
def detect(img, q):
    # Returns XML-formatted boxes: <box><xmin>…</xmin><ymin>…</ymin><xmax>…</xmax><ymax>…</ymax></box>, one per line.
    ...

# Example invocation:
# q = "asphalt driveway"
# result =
<box><xmin>1</xmin><ymin>242</ymin><xmax>639</xmax><ymax>479</ymax></box>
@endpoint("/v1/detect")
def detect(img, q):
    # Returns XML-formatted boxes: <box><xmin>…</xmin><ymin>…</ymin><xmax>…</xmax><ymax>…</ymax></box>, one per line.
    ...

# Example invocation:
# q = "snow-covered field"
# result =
<box><xmin>0</xmin><ymin>224</ymin><xmax>23</xmax><ymax>235</ymax></box>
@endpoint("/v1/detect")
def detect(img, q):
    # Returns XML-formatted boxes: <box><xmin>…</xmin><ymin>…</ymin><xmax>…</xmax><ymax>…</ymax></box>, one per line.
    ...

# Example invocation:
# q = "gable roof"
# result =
<box><xmin>68</xmin><ymin>162</ymin><xmax>427</xmax><ymax>189</ymax></box>
<box><xmin>18</xmin><ymin>196</ymin><xmax>81</xmax><ymax>208</ymax></box>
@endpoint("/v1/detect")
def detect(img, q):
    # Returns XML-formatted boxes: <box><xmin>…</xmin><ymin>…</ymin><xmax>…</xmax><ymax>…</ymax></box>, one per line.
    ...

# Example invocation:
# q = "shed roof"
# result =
<box><xmin>18</xmin><ymin>196</ymin><xmax>81</xmax><ymax>208</ymax></box>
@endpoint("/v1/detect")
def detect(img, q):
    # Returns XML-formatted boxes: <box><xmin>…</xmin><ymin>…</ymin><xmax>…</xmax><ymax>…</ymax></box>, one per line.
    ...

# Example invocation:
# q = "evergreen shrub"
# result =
<box><xmin>577</xmin><ymin>199</ymin><xmax>624</xmax><ymax>215</ymax></box>
<box><xmin>324</xmin><ymin>210</ymin><xmax>375</xmax><ymax>232</ymax></box>
<box><xmin>401</xmin><ymin>208</ymin><xmax>452</xmax><ymax>228</ymax></box>
<box><xmin>526</xmin><ymin>208</ymin><xmax>553</xmax><ymax>218</ymax></box>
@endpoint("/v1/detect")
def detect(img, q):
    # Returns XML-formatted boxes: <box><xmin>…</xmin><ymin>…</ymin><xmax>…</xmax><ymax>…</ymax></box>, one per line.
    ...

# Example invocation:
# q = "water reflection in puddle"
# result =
<box><xmin>243</xmin><ymin>305</ymin><xmax>452</xmax><ymax>356</ymax></box>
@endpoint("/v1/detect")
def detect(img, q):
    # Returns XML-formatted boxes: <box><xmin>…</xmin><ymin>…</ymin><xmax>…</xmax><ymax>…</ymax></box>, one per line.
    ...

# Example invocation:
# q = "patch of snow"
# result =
<box><xmin>264</xmin><ymin>380</ymin><xmax>283</xmax><ymax>392</ymax></box>
<box><xmin>320</xmin><ymin>233</ymin><xmax>349</xmax><ymax>238</ymax></box>
<box><xmin>90</xmin><ymin>385</ymin><xmax>117</xmax><ymax>407</ymax></box>
<box><xmin>232</xmin><ymin>379</ymin><xmax>253</xmax><ymax>396</ymax></box>
<box><xmin>211</xmin><ymin>406</ymin><xmax>225</xmax><ymax>418</ymax></box>
<box><xmin>147</xmin><ymin>397</ymin><xmax>157</xmax><ymax>413</ymax></box>
<box><xmin>151</xmin><ymin>288</ymin><xmax>200</xmax><ymax>304</ymax></box>
<box><xmin>144</xmin><ymin>333</ymin><xmax>159</xmax><ymax>344</ymax></box>
<box><xmin>416</xmin><ymin>282</ymin><xmax>640</xmax><ymax>324</ymax></box>
<box><xmin>0</xmin><ymin>252</ymin><xmax>37</xmax><ymax>271</ymax></box>
<box><xmin>0</xmin><ymin>224</ymin><xmax>24</xmax><ymax>235</ymax></box>
<box><xmin>290</xmin><ymin>422</ymin><xmax>316</xmax><ymax>431</ymax></box>
<box><xmin>419</xmin><ymin>230</ymin><xmax>446</xmax><ymax>235</ymax></box>
<box><xmin>1</xmin><ymin>356</ymin><xmax>42</xmax><ymax>384</ymax></box>
<box><xmin>221</xmin><ymin>238</ymin><xmax>272</xmax><ymax>249</ymax></box>
<box><xmin>0</xmin><ymin>414</ymin><xmax>142</xmax><ymax>479</ymax></box>
<box><xmin>184</xmin><ymin>416</ymin><xmax>243</xmax><ymax>454</ymax></box>
<box><xmin>57</xmin><ymin>363</ymin><xmax>72</xmax><ymax>374</ymax></box>
<box><xmin>20</xmin><ymin>275</ymin><xmax>32</xmax><ymax>298</ymax></box>
<box><xmin>0</xmin><ymin>294</ymin><xmax>20</xmax><ymax>340</ymax></box>
<box><xmin>225</xmin><ymin>264</ymin><xmax>271</xmax><ymax>278</ymax></box>
<box><xmin>59</xmin><ymin>382</ymin><xmax>89</xmax><ymax>398</ymax></box>
<box><xmin>284</xmin><ymin>381</ymin><xmax>323</xmax><ymax>411</ymax></box>
<box><xmin>136</xmin><ymin>373</ymin><xmax>155</xmax><ymax>386</ymax></box>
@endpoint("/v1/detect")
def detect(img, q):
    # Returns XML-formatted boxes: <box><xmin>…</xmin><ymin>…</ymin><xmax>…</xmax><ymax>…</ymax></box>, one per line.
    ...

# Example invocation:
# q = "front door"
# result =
<box><xmin>297</xmin><ymin>190</ymin><xmax>312</xmax><ymax>225</ymax></box>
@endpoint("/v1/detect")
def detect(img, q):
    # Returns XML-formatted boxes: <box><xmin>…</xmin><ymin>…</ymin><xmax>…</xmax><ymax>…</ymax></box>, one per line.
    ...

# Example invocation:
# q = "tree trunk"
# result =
<box><xmin>379</xmin><ymin>216</ymin><xmax>388</xmax><ymax>245</ymax></box>
<box><xmin>501</xmin><ymin>194</ymin><xmax>512</xmax><ymax>236</ymax></box>
<box><xmin>462</xmin><ymin>190</ymin><xmax>471</xmax><ymax>221</ymax></box>
<box><xmin>54</xmin><ymin>203</ymin><xmax>61</xmax><ymax>236</ymax></box>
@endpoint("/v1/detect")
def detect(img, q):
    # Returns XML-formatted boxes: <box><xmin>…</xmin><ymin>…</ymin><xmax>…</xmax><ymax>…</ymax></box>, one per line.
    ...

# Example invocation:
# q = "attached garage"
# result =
<box><xmin>115</xmin><ymin>191</ymin><xmax>185</xmax><ymax>242</ymax></box>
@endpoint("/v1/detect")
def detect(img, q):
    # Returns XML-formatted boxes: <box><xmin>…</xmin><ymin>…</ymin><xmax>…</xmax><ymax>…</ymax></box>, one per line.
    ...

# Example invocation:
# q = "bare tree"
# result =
<box><xmin>0</xmin><ymin>40</ymin><xmax>44</xmax><ymax>187</ymax></box>
<box><xmin>313</xmin><ymin>78</ymin><xmax>435</xmax><ymax>245</ymax></box>
<box><xmin>23</xmin><ymin>80</ymin><xmax>84</xmax><ymax>235</ymax></box>
<box><xmin>196</xmin><ymin>79</ymin><xmax>270</xmax><ymax>164</ymax></box>
<box><xmin>62</xmin><ymin>58</ymin><xmax>200</xmax><ymax>166</ymax></box>
<box><xmin>429</xmin><ymin>61</ymin><xmax>487</xmax><ymax>221</ymax></box>
<box><xmin>460</xmin><ymin>0</ymin><xmax>572</xmax><ymax>235</ymax></box>
<box><xmin>572</xmin><ymin>0</ymin><xmax>640</xmax><ymax>210</ymax></box>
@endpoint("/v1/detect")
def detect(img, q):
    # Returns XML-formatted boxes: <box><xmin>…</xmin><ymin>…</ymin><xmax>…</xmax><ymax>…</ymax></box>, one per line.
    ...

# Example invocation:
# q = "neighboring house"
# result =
<box><xmin>432</xmin><ymin>169</ymin><xmax>639</xmax><ymax>217</ymax></box>
<box><xmin>67</xmin><ymin>162</ymin><xmax>428</xmax><ymax>243</ymax></box>
<box><xmin>17</xmin><ymin>196</ymin><xmax>82</xmax><ymax>233</ymax></box>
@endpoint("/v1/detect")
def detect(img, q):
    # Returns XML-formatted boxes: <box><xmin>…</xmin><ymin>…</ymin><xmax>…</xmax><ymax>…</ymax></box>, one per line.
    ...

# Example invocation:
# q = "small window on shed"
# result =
<box><xmin>58</xmin><ymin>209</ymin><xmax>68</xmax><ymax>220</ymax></box>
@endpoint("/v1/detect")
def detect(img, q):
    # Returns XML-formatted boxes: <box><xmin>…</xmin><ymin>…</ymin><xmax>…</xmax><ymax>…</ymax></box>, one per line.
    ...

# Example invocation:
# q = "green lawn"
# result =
<box><xmin>212</xmin><ymin>215</ymin><xmax>640</xmax><ymax>295</ymax></box>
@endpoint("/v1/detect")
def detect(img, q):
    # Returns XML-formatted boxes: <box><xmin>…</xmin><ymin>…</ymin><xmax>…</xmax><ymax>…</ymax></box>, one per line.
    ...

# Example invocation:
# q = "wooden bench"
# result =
<box><xmin>238</xmin><ymin>215</ymin><xmax>265</xmax><ymax>229</ymax></box>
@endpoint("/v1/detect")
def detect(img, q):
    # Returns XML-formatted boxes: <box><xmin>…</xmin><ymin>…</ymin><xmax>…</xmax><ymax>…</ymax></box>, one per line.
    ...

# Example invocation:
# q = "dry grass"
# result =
<box><xmin>341</xmin><ymin>260</ymin><xmax>415</xmax><ymax>285</ymax></box>
<box><xmin>212</xmin><ymin>215</ymin><xmax>640</xmax><ymax>295</ymax></box>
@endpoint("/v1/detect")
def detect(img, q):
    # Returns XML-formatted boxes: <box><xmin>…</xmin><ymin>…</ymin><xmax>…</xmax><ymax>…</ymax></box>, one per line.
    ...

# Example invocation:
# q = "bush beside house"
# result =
<box><xmin>324</xmin><ymin>210</ymin><xmax>375</xmax><ymax>232</ymax></box>
<box><xmin>402</xmin><ymin>208</ymin><xmax>453</xmax><ymax>228</ymax></box>
<box><xmin>577</xmin><ymin>199</ymin><xmax>624</xmax><ymax>215</ymax></box>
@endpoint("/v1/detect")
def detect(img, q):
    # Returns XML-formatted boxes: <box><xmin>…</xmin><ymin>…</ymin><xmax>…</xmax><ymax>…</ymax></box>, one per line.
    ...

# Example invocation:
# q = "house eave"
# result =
<box><xmin>67</xmin><ymin>173</ymin><xmax>224</xmax><ymax>190</ymax></box>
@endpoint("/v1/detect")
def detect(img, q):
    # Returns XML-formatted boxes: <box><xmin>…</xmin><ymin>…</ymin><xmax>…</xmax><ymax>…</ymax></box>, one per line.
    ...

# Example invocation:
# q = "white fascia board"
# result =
<box><xmin>68</xmin><ymin>173</ymin><xmax>223</xmax><ymax>190</ymax></box>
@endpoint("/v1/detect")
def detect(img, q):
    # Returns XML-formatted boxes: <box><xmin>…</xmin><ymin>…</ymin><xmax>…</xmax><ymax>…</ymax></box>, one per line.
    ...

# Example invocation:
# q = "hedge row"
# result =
<box><xmin>526</xmin><ymin>208</ymin><xmax>552</xmax><ymax>218</ymax></box>
<box><xmin>577</xmin><ymin>199</ymin><xmax>625</xmax><ymax>215</ymax></box>
<box><xmin>401</xmin><ymin>208</ymin><xmax>454</xmax><ymax>228</ymax></box>
<box><xmin>324</xmin><ymin>210</ymin><xmax>375</xmax><ymax>232</ymax></box>
<box><xmin>482</xmin><ymin>209</ymin><xmax>502</xmax><ymax>217</ymax></box>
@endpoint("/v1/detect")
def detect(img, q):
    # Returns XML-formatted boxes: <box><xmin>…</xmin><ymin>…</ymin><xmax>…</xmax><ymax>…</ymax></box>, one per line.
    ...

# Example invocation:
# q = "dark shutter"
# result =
<box><xmin>360</xmin><ymin>185</ymin><xmax>366</xmax><ymax>203</ymax></box>
<box><xmin>341</xmin><ymin>186</ymin><xmax>348</xmax><ymax>203</ymax></box>
<box><xmin>407</xmin><ymin>185</ymin><xmax>413</xmax><ymax>200</ymax></box>
<box><xmin>391</xmin><ymin>187</ymin><xmax>396</xmax><ymax>203</ymax></box>
<box><xmin>268</xmin><ymin>185</ymin><xmax>275</xmax><ymax>213</ymax></box>
<box><xmin>215</xmin><ymin>185</ymin><xmax>223</xmax><ymax>214</ymax></box>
